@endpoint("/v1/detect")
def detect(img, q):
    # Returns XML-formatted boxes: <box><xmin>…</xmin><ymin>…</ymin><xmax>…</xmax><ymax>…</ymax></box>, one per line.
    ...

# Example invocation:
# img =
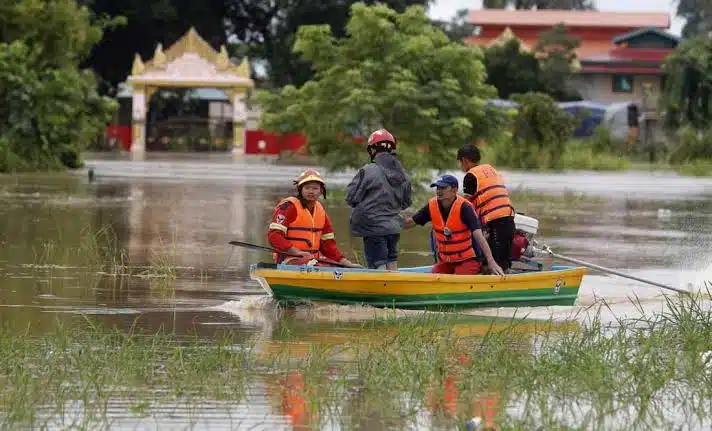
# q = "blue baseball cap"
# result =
<box><xmin>430</xmin><ymin>174</ymin><xmax>459</xmax><ymax>189</ymax></box>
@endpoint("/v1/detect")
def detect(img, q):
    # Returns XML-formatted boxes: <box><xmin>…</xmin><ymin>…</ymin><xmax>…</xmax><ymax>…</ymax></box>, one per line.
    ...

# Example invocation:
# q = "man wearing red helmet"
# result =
<box><xmin>345</xmin><ymin>128</ymin><xmax>412</xmax><ymax>270</ymax></box>
<box><xmin>268</xmin><ymin>169</ymin><xmax>361</xmax><ymax>268</ymax></box>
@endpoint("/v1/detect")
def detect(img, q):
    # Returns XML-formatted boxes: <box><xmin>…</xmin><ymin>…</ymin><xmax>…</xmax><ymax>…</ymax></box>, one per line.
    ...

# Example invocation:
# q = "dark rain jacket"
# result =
<box><xmin>345</xmin><ymin>152</ymin><xmax>413</xmax><ymax>237</ymax></box>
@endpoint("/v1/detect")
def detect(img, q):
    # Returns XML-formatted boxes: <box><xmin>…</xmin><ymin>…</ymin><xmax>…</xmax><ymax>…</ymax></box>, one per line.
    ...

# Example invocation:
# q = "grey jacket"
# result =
<box><xmin>345</xmin><ymin>152</ymin><xmax>413</xmax><ymax>237</ymax></box>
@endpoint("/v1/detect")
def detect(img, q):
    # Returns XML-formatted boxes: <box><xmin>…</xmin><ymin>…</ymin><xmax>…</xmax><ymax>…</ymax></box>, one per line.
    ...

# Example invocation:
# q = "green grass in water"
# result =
<box><xmin>2</xmin><ymin>289</ymin><xmax>712</xmax><ymax>429</ymax></box>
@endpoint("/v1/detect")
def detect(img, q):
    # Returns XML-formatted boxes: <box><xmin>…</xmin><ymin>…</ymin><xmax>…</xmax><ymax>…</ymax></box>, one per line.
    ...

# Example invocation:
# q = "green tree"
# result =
<box><xmin>675</xmin><ymin>0</ymin><xmax>712</xmax><ymax>38</ymax></box>
<box><xmin>226</xmin><ymin>0</ymin><xmax>434</xmax><ymax>88</ymax></box>
<box><xmin>535</xmin><ymin>24</ymin><xmax>582</xmax><ymax>101</ymax></box>
<box><xmin>81</xmin><ymin>0</ymin><xmax>228</xmax><ymax>94</ymax></box>
<box><xmin>0</xmin><ymin>0</ymin><xmax>117</xmax><ymax>172</ymax></box>
<box><xmin>484</xmin><ymin>39</ymin><xmax>542</xmax><ymax>99</ymax></box>
<box><xmin>433</xmin><ymin>8</ymin><xmax>477</xmax><ymax>43</ymax></box>
<box><xmin>660</xmin><ymin>35</ymin><xmax>712</xmax><ymax>131</ymax></box>
<box><xmin>256</xmin><ymin>2</ymin><xmax>506</xmax><ymax>171</ymax></box>
<box><xmin>2</xmin><ymin>0</ymin><xmax>114</xmax><ymax>68</ymax></box>
<box><xmin>658</xmin><ymin>35</ymin><xmax>712</xmax><ymax>164</ymax></box>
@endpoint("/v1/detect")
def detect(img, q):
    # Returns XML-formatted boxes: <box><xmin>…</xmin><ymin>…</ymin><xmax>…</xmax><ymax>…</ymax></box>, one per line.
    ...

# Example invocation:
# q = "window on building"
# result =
<box><xmin>612</xmin><ymin>75</ymin><xmax>634</xmax><ymax>93</ymax></box>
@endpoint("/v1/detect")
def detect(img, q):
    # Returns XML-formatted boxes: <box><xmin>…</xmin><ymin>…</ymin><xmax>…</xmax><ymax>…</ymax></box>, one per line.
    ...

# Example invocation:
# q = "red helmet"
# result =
<box><xmin>367</xmin><ymin>129</ymin><xmax>396</xmax><ymax>151</ymax></box>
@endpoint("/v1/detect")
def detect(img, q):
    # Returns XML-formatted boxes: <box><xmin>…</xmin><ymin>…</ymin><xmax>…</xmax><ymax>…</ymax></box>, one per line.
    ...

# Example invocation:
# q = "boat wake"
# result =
<box><xmin>213</xmin><ymin>295</ymin><xmax>431</xmax><ymax>325</ymax></box>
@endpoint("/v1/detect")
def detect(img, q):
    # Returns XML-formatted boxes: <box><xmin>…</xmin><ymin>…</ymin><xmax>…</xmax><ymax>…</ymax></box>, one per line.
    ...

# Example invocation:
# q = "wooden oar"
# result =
<box><xmin>228</xmin><ymin>240</ymin><xmax>350</xmax><ymax>268</ymax></box>
<box><xmin>533</xmin><ymin>241</ymin><xmax>691</xmax><ymax>295</ymax></box>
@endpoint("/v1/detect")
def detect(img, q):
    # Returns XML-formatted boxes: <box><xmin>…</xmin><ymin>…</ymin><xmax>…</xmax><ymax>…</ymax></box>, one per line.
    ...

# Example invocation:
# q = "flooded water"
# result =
<box><xmin>2</xmin><ymin>153</ymin><xmax>712</xmax><ymax>429</ymax></box>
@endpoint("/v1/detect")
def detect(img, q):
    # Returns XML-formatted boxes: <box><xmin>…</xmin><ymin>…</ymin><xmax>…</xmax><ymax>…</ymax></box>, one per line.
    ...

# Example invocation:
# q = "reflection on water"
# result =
<box><xmin>1</xmin><ymin>161</ymin><xmax>712</xmax><ymax>428</ymax></box>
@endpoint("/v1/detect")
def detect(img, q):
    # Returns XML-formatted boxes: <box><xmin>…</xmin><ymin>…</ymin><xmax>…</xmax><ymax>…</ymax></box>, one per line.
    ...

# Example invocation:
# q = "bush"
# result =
<box><xmin>587</xmin><ymin>126</ymin><xmax>624</xmax><ymax>154</ymax></box>
<box><xmin>668</xmin><ymin>125</ymin><xmax>712</xmax><ymax>164</ymax></box>
<box><xmin>491</xmin><ymin>92</ymin><xmax>576</xmax><ymax>169</ymax></box>
<box><xmin>678</xmin><ymin>159</ymin><xmax>712</xmax><ymax>176</ymax></box>
<box><xmin>0</xmin><ymin>41</ymin><xmax>116</xmax><ymax>172</ymax></box>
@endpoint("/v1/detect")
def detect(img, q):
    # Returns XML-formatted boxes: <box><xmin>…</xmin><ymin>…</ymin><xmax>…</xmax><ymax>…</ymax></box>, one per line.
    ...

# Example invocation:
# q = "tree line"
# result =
<box><xmin>0</xmin><ymin>0</ymin><xmax>711</xmax><ymax>173</ymax></box>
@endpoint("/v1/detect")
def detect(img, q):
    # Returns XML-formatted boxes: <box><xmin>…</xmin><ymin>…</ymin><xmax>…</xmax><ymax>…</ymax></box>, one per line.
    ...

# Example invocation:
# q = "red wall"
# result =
<box><xmin>104</xmin><ymin>125</ymin><xmax>311</xmax><ymax>154</ymax></box>
<box><xmin>106</xmin><ymin>125</ymin><xmax>132</xmax><ymax>151</ymax></box>
<box><xmin>244</xmin><ymin>130</ymin><xmax>308</xmax><ymax>155</ymax></box>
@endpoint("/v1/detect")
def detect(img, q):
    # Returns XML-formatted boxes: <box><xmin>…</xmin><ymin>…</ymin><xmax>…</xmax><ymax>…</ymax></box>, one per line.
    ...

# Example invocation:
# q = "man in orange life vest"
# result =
<box><xmin>267</xmin><ymin>169</ymin><xmax>361</xmax><ymax>267</ymax></box>
<box><xmin>403</xmin><ymin>175</ymin><xmax>504</xmax><ymax>276</ymax></box>
<box><xmin>457</xmin><ymin>144</ymin><xmax>516</xmax><ymax>272</ymax></box>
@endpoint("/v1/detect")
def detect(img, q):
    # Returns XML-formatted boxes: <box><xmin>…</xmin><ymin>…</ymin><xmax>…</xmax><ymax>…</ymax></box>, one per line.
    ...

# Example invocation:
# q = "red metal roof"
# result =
<box><xmin>579</xmin><ymin>65</ymin><xmax>663</xmax><ymax>75</ymax></box>
<box><xmin>468</xmin><ymin>9</ymin><xmax>670</xmax><ymax>29</ymax></box>
<box><xmin>580</xmin><ymin>48</ymin><xmax>674</xmax><ymax>63</ymax></box>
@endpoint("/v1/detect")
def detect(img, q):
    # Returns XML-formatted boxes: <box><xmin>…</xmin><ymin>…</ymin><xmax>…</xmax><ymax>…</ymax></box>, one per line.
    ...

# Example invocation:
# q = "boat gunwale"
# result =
<box><xmin>249</xmin><ymin>264</ymin><xmax>588</xmax><ymax>283</ymax></box>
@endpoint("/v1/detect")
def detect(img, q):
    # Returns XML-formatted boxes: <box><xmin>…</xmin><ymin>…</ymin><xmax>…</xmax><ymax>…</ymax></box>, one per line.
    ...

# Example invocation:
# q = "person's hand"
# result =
<box><xmin>487</xmin><ymin>260</ymin><xmax>504</xmax><ymax>276</ymax></box>
<box><xmin>401</xmin><ymin>214</ymin><xmax>416</xmax><ymax>230</ymax></box>
<box><xmin>285</xmin><ymin>246</ymin><xmax>313</xmax><ymax>260</ymax></box>
<box><xmin>339</xmin><ymin>258</ymin><xmax>362</xmax><ymax>268</ymax></box>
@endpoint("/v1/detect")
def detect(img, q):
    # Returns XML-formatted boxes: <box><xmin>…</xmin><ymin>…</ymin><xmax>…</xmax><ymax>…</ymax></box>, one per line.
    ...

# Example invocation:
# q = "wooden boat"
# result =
<box><xmin>249</xmin><ymin>260</ymin><xmax>588</xmax><ymax>310</ymax></box>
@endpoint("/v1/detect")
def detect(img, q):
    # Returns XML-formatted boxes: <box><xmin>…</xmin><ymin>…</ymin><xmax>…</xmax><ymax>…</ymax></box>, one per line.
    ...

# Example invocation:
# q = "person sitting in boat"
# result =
<box><xmin>267</xmin><ymin>169</ymin><xmax>361</xmax><ymax>268</ymax></box>
<box><xmin>402</xmin><ymin>175</ymin><xmax>504</xmax><ymax>276</ymax></box>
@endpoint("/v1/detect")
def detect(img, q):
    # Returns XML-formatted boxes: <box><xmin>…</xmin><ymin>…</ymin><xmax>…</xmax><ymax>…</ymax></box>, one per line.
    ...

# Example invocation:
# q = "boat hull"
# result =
<box><xmin>249</xmin><ymin>263</ymin><xmax>587</xmax><ymax>310</ymax></box>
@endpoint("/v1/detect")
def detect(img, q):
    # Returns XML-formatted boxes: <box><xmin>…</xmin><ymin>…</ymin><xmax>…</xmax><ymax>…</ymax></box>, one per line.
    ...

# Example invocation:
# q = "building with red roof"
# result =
<box><xmin>574</xmin><ymin>27</ymin><xmax>678</xmax><ymax>106</ymax></box>
<box><xmin>464</xmin><ymin>9</ymin><xmax>678</xmax><ymax>105</ymax></box>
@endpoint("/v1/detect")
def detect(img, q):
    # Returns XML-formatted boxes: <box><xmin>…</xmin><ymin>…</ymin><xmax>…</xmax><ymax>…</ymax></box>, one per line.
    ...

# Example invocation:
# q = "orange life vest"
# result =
<box><xmin>274</xmin><ymin>197</ymin><xmax>326</xmax><ymax>258</ymax></box>
<box><xmin>468</xmin><ymin>164</ymin><xmax>514</xmax><ymax>225</ymax></box>
<box><xmin>281</xmin><ymin>370</ymin><xmax>310</xmax><ymax>428</ymax></box>
<box><xmin>429</xmin><ymin>196</ymin><xmax>477</xmax><ymax>263</ymax></box>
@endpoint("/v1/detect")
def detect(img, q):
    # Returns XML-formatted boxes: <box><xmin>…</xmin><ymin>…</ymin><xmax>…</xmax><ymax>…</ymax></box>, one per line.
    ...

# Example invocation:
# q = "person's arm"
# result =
<box><xmin>462</xmin><ymin>173</ymin><xmax>478</xmax><ymax>202</ymax></box>
<box><xmin>401</xmin><ymin>180</ymin><xmax>413</xmax><ymax>210</ymax></box>
<box><xmin>472</xmin><ymin>230</ymin><xmax>503</xmax><ymax>276</ymax></box>
<box><xmin>461</xmin><ymin>203</ymin><xmax>504</xmax><ymax>276</ymax></box>
<box><xmin>267</xmin><ymin>202</ymin><xmax>312</xmax><ymax>258</ymax></box>
<box><xmin>319</xmin><ymin>214</ymin><xmax>361</xmax><ymax>267</ymax></box>
<box><xmin>345</xmin><ymin>167</ymin><xmax>367</xmax><ymax>207</ymax></box>
<box><xmin>402</xmin><ymin>203</ymin><xmax>431</xmax><ymax>229</ymax></box>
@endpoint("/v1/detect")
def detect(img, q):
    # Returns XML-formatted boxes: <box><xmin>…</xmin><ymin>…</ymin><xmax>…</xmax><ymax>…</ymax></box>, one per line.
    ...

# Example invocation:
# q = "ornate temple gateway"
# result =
<box><xmin>126</xmin><ymin>27</ymin><xmax>254</xmax><ymax>156</ymax></box>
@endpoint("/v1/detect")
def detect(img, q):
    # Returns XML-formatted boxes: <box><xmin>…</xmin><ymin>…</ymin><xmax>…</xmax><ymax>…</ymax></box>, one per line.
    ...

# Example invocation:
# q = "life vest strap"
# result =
<box><xmin>479</xmin><ymin>204</ymin><xmax>515</xmax><ymax>219</ymax></box>
<box><xmin>474</xmin><ymin>184</ymin><xmax>507</xmax><ymax>198</ymax></box>
<box><xmin>476</xmin><ymin>194</ymin><xmax>510</xmax><ymax>210</ymax></box>
<box><xmin>288</xmin><ymin>226</ymin><xmax>322</xmax><ymax>233</ymax></box>
<box><xmin>286</xmin><ymin>237</ymin><xmax>314</xmax><ymax>248</ymax></box>
<box><xmin>433</xmin><ymin>227</ymin><xmax>470</xmax><ymax>235</ymax></box>
<box><xmin>437</xmin><ymin>237</ymin><xmax>472</xmax><ymax>246</ymax></box>
<box><xmin>439</xmin><ymin>244</ymin><xmax>474</xmax><ymax>255</ymax></box>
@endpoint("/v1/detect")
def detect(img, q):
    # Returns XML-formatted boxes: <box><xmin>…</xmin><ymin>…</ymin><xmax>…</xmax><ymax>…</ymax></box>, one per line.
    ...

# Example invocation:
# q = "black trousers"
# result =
<box><xmin>485</xmin><ymin>216</ymin><xmax>515</xmax><ymax>270</ymax></box>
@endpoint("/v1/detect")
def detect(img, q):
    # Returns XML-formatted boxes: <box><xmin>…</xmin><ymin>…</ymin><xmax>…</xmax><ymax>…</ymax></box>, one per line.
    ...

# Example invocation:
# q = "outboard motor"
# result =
<box><xmin>512</xmin><ymin>213</ymin><xmax>538</xmax><ymax>260</ymax></box>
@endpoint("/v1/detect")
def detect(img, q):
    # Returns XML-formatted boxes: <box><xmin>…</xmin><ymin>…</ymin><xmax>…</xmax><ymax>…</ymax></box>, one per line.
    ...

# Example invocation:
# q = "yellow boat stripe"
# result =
<box><xmin>253</xmin><ymin>268</ymin><xmax>586</xmax><ymax>296</ymax></box>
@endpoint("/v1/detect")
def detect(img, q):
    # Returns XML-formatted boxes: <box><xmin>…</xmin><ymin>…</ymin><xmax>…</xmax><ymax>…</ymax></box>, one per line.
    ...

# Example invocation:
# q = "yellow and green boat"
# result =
<box><xmin>249</xmin><ymin>262</ymin><xmax>588</xmax><ymax>310</ymax></box>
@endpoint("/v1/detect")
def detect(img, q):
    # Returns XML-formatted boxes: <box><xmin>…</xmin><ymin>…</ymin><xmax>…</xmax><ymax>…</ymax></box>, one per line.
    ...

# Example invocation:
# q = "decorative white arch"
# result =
<box><xmin>126</xmin><ymin>27</ymin><xmax>254</xmax><ymax>156</ymax></box>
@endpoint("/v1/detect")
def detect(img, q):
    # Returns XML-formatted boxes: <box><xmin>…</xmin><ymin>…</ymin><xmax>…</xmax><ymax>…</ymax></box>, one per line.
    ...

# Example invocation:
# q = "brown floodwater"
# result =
<box><xmin>2</xmin><ymin>153</ymin><xmax>712</xmax><ymax>428</ymax></box>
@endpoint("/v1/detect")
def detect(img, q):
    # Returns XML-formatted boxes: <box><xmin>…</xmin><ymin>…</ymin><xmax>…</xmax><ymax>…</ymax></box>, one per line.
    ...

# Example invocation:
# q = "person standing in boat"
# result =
<box><xmin>345</xmin><ymin>129</ymin><xmax>412</xmax><ymax>270</ymax></box>
<box><xmin>402</xmin><ymin>175</ymin><xmax>504</xmax><ymax>276</ymax></box>
<box><xmin>267</xmin><ymin>169</ymin><xmax>361</xmax><ymax>268</ymax></box>
<box><xmin>456</xmin><ymin>143</ymin><xmax>516</xmax><ymax>273</ymax></box>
